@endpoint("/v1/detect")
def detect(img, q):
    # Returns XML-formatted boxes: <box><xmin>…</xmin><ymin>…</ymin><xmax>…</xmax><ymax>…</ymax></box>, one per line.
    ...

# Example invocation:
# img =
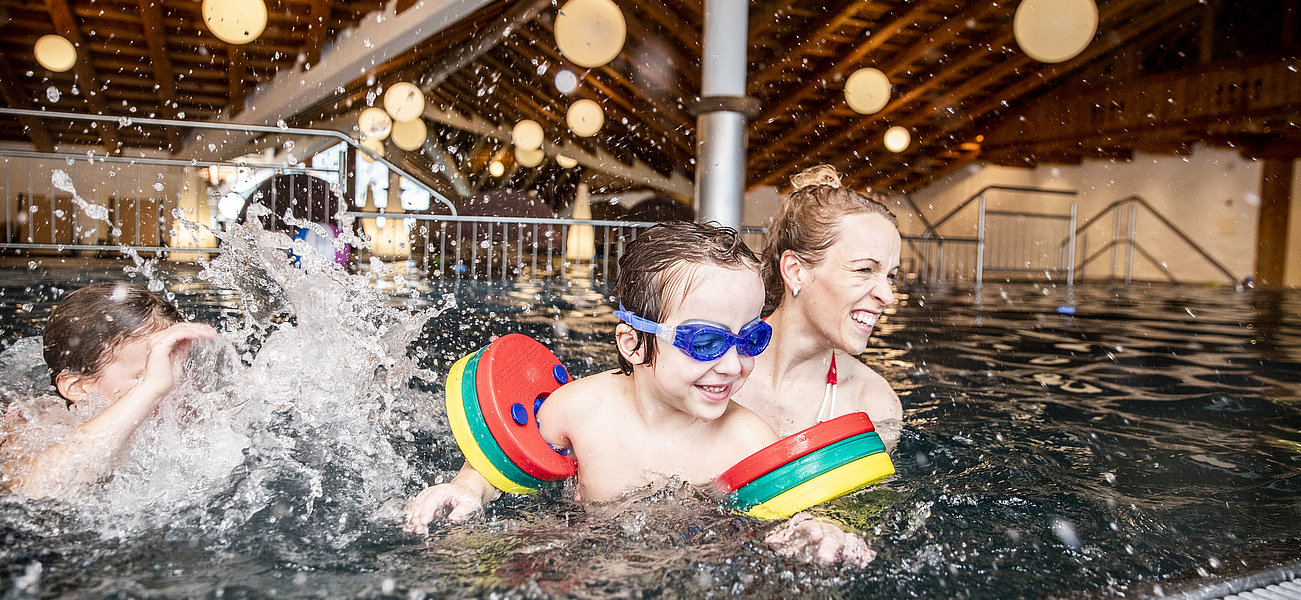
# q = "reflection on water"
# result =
<box><xmin>1</xmin><ymin>245</ymin><xmax>1299</xmax><ymax>598</ymax></box>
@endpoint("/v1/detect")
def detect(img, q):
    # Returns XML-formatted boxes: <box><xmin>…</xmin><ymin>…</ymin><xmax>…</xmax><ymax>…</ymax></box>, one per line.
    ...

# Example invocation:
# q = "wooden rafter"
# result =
<box><xmin>751</xmin><ymin>1</ymin><xmax>1008</xmax><ymax>186</ymax></box>
<box><xmin>227</xmin><ymin>47</ymin><xmax>245</xmax><ymax>117</ymax></box>
<box><xmin>0</xmin><ymin>51</ymin><xmax>57</xmax><ymax>152</ymax></box>
<box><xmin>137</xmin><ymin>0</ymin><xmax>185</xmax><ymax>152</ymax></box>
<box><xmin>45</xmin><ymin>0</ymin><xmax>121</xmax><ymax>153</ymax></box>
<box><xmin>304</xmin><ymin>0</ymin><xmax>333</xmax><ymax>67</ymax></box>
<box><xmin>847</xmin><ymin>0</ymin><xmax>1202</xmax><ymax>192</ymax></box>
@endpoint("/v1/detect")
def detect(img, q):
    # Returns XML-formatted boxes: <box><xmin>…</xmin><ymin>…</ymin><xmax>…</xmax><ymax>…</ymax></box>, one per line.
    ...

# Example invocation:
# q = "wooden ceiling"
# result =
<box><xmin>1</xmin><ymin>0</ymin><xmax>1298</xmax><ymax>203</ymax></box>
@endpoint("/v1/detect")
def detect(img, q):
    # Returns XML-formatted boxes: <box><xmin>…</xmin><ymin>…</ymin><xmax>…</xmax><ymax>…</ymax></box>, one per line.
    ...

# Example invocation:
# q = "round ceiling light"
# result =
<box><xmin>515</xmin><ymin>146</ymin><xmax>545</xmax><ymax>168</ymax></box>
<box><xmin>567</xmin><ymin>99</ymin><xmax>604</xmax><ymax>137</ymax></box>
<box><xmin>202</xmin><ymin>0</ymin><xmax>268</xmax><ymax>45</ymax></box>
<box><xmin>844</xmin><ymin>67</ymin><xmax>891</xmax><ymax>115</ymax></box>
<box><xmin>34</xmin><ymin>35</ymin><xmax>77</xmax><ymax>73</ymax></box>
<box><xmin>512</xmin><ymin>119</ymin><xmax>544</xmax><ymax>150</ymax></box>
<box><xmin>554</xmin><ymin>0</ymin><xmax>626</xmax><ymax>69</ymax></box>
<box><xmin>390</xmin><ymin>118</ymin><xmax>427</xmax><ymax>151</ymax></box>
<box><xmin>489</xmin><ymin>160</ymin><xmax>505</xmax><ymax>177</ymax></box>
<box><xmin>556</xmin><ymin>154</ymin><xmax>578</xmax><ymax>169</ymax></box>
<box><xmin>883</xmin><ymin>126</ymin><xmax>911</xmax><ymax>153</ymax></box>
<box><xmin>358</xmin><ymin>107</ymin><xmax>393</xmax><ymax>141</ymax></box>
<box><xmin>554</xmin><ymin>69</ymin><xmax>579</xmax><ymax>94</ymax></box>
<box><xmin>383</xmin><ymin>82</ymin><xmax>425</xmax><ymax>122</ymax></box>
<box><xmin>1013</xmin><ymin>0</ymin><xmax>1099</xmax><ymax>64</ymax></box>
<box><xmin>360</xmin><ymin>136</ymin><xmax>385</xmax><ymax>162</ymax></box>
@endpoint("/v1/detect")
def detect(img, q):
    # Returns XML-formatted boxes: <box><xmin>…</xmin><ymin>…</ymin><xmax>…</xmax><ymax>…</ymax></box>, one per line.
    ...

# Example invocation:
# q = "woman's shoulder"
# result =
<box><xmin>835</xmin><ymin>352</ymin><xmax>902</xmax><ymax>421</ymax></box>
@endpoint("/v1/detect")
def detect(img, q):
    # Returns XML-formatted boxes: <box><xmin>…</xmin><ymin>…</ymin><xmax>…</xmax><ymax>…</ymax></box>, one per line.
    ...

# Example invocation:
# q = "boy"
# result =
<box><xmin>405</xmin><ymin>222</ymin><xmax>874</xmax><ymax>566</ymax></box>
<box><xmin>1</xmin><ymin>281</ymin><xmax>216</xmax><ymax>497</ymax></box>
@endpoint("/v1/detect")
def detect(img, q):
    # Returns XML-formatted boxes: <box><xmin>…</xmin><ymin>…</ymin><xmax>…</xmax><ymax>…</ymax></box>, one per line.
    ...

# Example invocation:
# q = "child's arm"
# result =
<box><xmin>403</xmin><ymin>462</ymin><xmax>501</xmax><ymax>532</ymax></box>
<box><xmin>764</xmin><ymin>512</ymin><xmax>876</xmax><ymax>567</ymax></box>
<box><xmin>10</xmin><ymin>322</ymin><xmax>215</xmax><ymax>498</ymax></box>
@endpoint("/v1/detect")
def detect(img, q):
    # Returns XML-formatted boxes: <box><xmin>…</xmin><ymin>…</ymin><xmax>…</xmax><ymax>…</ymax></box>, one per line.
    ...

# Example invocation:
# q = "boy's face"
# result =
<box><xmin>639</xmin><ymin>263</ymin><xmax>765</xmax><ymax>421</ymax></box>
<box><xmin>81</xmin><ymin>335</ymin><xmax>151</xmax><ymax>403</ymax></box>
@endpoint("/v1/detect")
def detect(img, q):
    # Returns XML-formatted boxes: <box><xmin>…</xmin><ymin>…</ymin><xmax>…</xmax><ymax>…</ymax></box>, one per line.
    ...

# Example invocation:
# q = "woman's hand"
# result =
<box><xmin>764</xmin><ymin>512</ymin><xmax>877</xmax><ymax>567</ymax></box>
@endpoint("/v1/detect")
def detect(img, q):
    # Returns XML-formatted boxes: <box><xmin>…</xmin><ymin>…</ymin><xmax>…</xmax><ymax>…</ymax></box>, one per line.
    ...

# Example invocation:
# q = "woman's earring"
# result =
<box><xmin>792</xmin><ymin>286</ymin><xmax>800</xmax><ymax>297</ymax></box>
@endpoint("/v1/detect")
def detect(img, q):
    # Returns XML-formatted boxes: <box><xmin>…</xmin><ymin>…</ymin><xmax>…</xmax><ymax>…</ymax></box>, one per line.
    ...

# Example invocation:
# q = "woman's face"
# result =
<box><xmin>797</xmin><ymin>212</ymin><xmax>901</xmax><ymax>354</ymax></box>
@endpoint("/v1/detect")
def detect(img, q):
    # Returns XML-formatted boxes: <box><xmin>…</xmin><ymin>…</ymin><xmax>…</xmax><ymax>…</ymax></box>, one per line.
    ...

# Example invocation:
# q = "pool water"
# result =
<box><xmin>0</xmin><ymin>241</ymin><xmax>1299</xmax><ymax>598</ymax></box>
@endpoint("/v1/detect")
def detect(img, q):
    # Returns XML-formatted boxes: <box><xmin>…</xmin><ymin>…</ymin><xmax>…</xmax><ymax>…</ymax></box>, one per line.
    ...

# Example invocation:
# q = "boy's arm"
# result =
<box><xmin>10</xmin><ymin>323</ymin><xmax>215</xmax><ymax>498</ymax></box>
<box><xmin>402</xmin><ymin>462</ymin><xmax>501</xmax><ymax>532</ymax></box>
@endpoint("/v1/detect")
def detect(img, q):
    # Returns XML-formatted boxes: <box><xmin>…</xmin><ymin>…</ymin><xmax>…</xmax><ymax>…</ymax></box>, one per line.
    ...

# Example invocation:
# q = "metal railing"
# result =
<box><xmin>347</xmin><ymin>210</ymin><xmax>769</xmax><ymax>284</ymax></box>
<box><xmin>915</xmin><ymin>185</ymin><xmax>1079</xmax><ymax>287</ymax></box>
<box><xmin>1068</xmin><ymin>195</ymin><xmax>1239</xmax><ymax>286</ymax></box>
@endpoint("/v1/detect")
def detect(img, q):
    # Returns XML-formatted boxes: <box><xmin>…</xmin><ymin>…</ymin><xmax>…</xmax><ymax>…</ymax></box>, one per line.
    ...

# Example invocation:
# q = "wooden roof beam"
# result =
<box><xmin>839</xmin><ymin>0</ymin><xmax>1199</xmax><ymax>192</ymax></box>
<box><xmin>45</xmin><ymin>0</ymin><xmax>121</xmax><ymax>153</ymax></box>
<box><xmin>227</xmin><ymin>47</ymin><xmax>246</xmax><ymax>117</ymax></box>
<box><xmin>827</xmin><ymin>0</ymin><xmax>1179</xmax><ymax>190</ymax></box>
<box><xmin>752</xmin><ymin>1</ymin><xmax>1006</xmax><ymax>175</ymax></box>
<box><xmin>303</xmin><ymin>0</ymin><xmax>333</xmax><ymax>68</ymax></box>
<box><xmin>749</xmin><ymin>0</ymin><xmax>872</xmax><ymax>91</ymax></box>
<box><xmin>137</xmin><ymin>0</ymin><xmax>185</xmax><ymax>153</ymax></box>
<box><xmin>186</xmin><ymin>0</ymin><xmax>495</xmax><ymax>160</ymax></box>
<box><xmin>0</xmin><ymin>52</ymin><xmax>57</xmax><ymax>152</ymax></box>
<box><xmin>748</xmin><ymin>1</ymin><xmax>933</xmax><ymax>136</ymax></box>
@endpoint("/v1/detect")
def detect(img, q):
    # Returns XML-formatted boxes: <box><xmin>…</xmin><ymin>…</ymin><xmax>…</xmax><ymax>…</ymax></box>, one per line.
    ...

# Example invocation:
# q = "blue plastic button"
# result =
<box><xmin>534</xmin><ymin>395</ymin><xmax>546</xmax><ymax>415</ymax></box>
<box><xmin>510</xmin><ymin>402</ymin><xmax>529</xmax><ymax>426</ymax></box>
<box><xmin>553</xmin><ymin>365</ymin><xmax>570</xmax><ymax>384</ymax></box>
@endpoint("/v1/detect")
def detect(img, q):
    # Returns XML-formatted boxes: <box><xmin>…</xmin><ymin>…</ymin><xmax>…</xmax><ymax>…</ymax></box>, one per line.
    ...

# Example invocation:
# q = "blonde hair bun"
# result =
<box><xmin>789</xmin><ymin>165</ymin><xmax>843</xmax><ymax>191</ymax></box>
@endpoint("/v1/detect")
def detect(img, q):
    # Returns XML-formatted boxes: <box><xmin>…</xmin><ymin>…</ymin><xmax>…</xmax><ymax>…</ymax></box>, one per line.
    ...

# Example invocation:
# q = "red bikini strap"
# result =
<box><xmin>827</xmin><ymin>353</ymin><xmax>838</xmax><ymax>385</ymax></box>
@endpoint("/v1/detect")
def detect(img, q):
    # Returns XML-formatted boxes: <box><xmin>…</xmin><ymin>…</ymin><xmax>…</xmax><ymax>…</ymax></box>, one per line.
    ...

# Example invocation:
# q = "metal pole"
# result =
<box><xmin>693</xmin><ymin>0</ymin><xmax>752</xmax><ymax>229</ymax></box>
<box><xmin>976</xmin><ymin>193</ymin><xmax>987</xmax><ymax>288</ymax></box>
<box><xmin>1125</xmin><ymin>203</ymin><xmax>1137</xmax><ymax>285</ymax></box>
<box><xmin>1067</xmin><ymin>200</ymin><xmax>1077</xmax><ymax>287</ymax></box>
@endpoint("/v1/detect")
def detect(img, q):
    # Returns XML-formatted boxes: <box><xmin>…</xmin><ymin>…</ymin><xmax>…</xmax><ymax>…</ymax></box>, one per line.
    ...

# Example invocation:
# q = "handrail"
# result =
<box><xmin>1069</xmin><ymin>195</ymin><xmax>1238</xmax><ymax>284</ymax></box>
<box><xmin>0</xmin><ymin>107</ymin><xmax>458</xmax><ymax>215</ymax></box>
<box><xmin>922</xmin><ymin>185</ymin><xmax>1076</xmax><ymax>238</ymax></box>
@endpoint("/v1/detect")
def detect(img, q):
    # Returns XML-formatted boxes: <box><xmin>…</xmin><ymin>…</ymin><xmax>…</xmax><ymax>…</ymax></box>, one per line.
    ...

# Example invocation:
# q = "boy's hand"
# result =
<box><xmin>764</xmin><ymin>512</ymin><xmax>876</xmax><ymax>567</ymax></box>
<box><xmin>403</xmin><ymin>482</ymin><xmax>485</xmax><ymax>533</ymax></box>
<box><xmin>134</xmin><ymin>323</ymin><xmax>218</xmax><ymax>399</ymax></box>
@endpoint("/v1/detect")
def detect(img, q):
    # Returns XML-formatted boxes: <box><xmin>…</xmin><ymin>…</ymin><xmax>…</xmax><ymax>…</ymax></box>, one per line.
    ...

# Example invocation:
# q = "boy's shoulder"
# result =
<box><xmin>545</xmin><ymin>370</ymin><xmax>630</xmax><ymax>408</ymax></box>
<box><xmin>716</xmin><ymin>401</ymin><xmax>778</xmax><ymax>444</ymax></box>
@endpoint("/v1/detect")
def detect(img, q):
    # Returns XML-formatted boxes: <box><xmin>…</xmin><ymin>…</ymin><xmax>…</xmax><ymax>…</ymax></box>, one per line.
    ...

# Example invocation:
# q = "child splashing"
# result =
<box><xmin>0</xmin><ymin>173</ymin><xmax>446</xmax><ymax>539</ymax></box>
<box><xmin>0</xmin><ymin>281</ymin><xmax>217</xmax><ymax>498</ymax></box>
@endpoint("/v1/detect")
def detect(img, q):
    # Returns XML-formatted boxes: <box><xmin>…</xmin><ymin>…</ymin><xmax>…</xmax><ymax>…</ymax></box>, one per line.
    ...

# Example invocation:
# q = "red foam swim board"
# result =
<box><xmin>714</xmin><ymin>412</ymin><xmax>875</xmax><ymax>494</ymax></box>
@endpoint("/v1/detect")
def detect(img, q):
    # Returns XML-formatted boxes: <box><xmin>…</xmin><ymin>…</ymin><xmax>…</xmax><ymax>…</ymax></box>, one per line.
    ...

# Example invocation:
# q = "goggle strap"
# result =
<box><xmin>614</xmin><ymin>304</ymin><xmax>664</xmax><ymax>337</ymax></box>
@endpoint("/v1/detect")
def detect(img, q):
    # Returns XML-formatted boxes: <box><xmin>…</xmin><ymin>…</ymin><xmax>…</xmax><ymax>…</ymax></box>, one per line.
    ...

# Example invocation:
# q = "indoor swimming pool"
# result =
<box><xmin>0</xmin><ymin>242</ymin><xmax>1298</xmax><ymax>599</ymax></box>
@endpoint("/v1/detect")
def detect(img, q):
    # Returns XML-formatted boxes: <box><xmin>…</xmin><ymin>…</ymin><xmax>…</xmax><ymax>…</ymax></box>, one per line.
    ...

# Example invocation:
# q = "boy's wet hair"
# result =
<box><xmin>761</xmin><ymin>164</ymin><xmax>898</xmax><ymax>313</ymax></box>
<box><xmin>43</xmin><ymin>281</ymin><xmax>184</xmax><ymax>397</ymax></box>
<box><xmin>614</xmin><ymin>221</ymin><xmax>760</xmax><ymax>374</ymax></box>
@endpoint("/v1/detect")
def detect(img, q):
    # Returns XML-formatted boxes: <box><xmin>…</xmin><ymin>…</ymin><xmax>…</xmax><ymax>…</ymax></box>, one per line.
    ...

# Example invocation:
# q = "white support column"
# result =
<box><xmin>694</xmin><ymin>0</ymin><xmax>753</xmax><ymax>229</ymax></box>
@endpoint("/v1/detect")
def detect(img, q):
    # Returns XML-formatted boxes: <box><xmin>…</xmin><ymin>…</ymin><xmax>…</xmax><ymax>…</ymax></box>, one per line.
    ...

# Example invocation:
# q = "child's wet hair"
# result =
<box><xmin>43</xmin><ymin>281</ymin><xmax>184</xmax><ymax>397</ymax></box>
<box><xmin>761</xmin><ymin>164</ymin><xmax>898</xmax><ymax>313</ymax></box>
<box><xmin>613</xmin><ymin>221</ymin><xmax>760</xmax><ymax>374</ymax></box>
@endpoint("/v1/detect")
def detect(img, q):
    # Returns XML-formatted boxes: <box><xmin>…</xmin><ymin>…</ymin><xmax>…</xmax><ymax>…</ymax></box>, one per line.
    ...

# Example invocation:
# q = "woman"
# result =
<box><xmin>736</xmin><ymin>164</ymin><xmax>904</xmax><ymax>448</ymax></box>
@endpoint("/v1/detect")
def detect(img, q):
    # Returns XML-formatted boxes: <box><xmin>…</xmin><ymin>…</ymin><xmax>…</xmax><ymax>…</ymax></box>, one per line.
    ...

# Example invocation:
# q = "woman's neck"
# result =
<box><xmin>764</xmin><ymin>305</ymin><xmax>835</xmax><ymax>382</ymax></box>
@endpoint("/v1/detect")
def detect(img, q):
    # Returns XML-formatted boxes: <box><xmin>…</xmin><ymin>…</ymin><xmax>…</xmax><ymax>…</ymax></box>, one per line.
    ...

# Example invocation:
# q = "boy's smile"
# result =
<box><xmin>637</xmin><ymin>263</ymin><xmax>766</xmax><ymax>422</ymax></box>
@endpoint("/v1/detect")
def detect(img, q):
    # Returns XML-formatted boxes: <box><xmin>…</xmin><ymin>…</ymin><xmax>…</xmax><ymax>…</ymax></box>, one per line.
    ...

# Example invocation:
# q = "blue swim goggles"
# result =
<box><xmin>613</xmin><ymin>304</ymin><xmax>772</xmax><ymax>362</ymax></box>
